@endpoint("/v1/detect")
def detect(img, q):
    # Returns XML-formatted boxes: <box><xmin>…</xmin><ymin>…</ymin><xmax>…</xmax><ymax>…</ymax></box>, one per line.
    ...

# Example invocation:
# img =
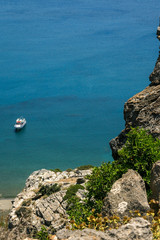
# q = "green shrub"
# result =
<box><xmin>50</xmin><ymin>168</ymin><xmax>62</xmax><ymax>173</ymax></box>
<box><xmin>36</xmin><ymin>225</ymin><xmax>49</xmax><ymax>240</ymax></box>
<box><xmin>64</xmin><ymin>184</ymin><xmax>95</xmax><ymax>224</ymax></box>
<box><xmin>64</xmin><ymin>184</ymin><xmax>84</xmax><ymax>201</ymax></box>
<box><xmin>35</xmin><ymin>184</ymin><xmax>61</xmax><ymax>199</ymax></box>
<box><xmin>66</xmin><ymin>168</ymin><xmax>73</xmax><ymax>172</ymax></box>
<box><xmin>67</xmin><ymin>196</ymin><xmax>94</xmax><ymax>225</ymax></box>
<box><xmin>118</xmin><ymin>127</ymin><xmax>160</xmax><ymax>191</ymax></box>
<box><xmin>77</xmin><ymin>165</ymin><xmax>94</xmax><ymax>170</ymax></box>
<box><xmin>86</xmin><ymin>162</ymin><xmax>123</xmax><ymax>201</ymax></box>
<box><xmin>65</xmin><ymin>160</ymin><xmax>123</xmax><ymax>225</ymax></box>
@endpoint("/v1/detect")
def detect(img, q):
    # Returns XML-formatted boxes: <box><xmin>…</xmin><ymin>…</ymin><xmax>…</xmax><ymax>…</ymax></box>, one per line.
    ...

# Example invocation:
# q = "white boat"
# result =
<box><xmin>14</xmin><ymin>117</ymin><xmax>26</xmax><ymax>130</ymax></box>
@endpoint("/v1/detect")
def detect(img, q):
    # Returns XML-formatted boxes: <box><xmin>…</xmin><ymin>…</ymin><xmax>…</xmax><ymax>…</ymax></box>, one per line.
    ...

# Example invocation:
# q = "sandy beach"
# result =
<box><xmin>0</xmin><ymin>198</ymin><xmax>14</xmax><ymax>216</ymax></box>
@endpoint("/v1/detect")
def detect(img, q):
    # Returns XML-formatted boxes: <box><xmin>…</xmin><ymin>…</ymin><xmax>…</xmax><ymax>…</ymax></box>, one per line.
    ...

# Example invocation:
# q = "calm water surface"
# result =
<box><xmin>0</xmin><ymin>0</ymin><xmax>160</xmax><ymax>197</ymax></box>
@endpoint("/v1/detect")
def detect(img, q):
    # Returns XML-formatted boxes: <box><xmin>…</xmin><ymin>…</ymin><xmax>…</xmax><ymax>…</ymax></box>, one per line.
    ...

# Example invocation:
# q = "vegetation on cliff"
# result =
<box><xmin>87</xmin><ymin>127</ymin><xmax>160</xmax><ymax>203</ymax></box>
<box><xmin>1</xmin><ymin>128</ymin><xmax>160</xmax><ymax>239</ymax></box>
<box><xmin>65</xmin><ymin>127</ymin><xmax>160</xmax><ymax>239</ymax></box>
<box><xmin>118</xmin><ymin>127</ymin><xmax>160</xmax><ymax>193</ymax></box>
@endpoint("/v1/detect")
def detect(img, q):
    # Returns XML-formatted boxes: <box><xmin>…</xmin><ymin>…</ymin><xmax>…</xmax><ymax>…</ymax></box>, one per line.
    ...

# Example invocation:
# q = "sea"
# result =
<box><xmin>0</xmin><ymin>0</ymin><xmax>159</xmax><ymax>198</ymax></box>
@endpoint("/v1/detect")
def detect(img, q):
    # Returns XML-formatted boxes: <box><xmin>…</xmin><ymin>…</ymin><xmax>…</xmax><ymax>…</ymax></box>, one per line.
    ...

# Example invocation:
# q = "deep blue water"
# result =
<box><xmin>0</xmin><ymin>0</ymin><xmax>160</xmax><ymax>197</ymax></box>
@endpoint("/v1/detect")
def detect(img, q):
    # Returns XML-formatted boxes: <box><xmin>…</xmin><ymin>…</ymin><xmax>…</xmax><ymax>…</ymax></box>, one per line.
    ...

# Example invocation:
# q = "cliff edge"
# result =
<box><xmin>110</xmin><ymin>29</ymin><xmax>160</xmax><ymax>159</ymax></box>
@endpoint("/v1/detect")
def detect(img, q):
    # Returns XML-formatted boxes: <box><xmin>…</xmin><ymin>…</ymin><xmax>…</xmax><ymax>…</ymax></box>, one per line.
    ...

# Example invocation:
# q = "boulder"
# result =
<box><xmin>150</xmin><ymin>160</ymin><xmax>160</xmax><ymax>201</ymax></box>
<box><xmin>56</xmin><ymin>218</ymin><xmax>152</xmax><ymax>240</ymax></box>
<box><xmin>108</xmin><ymin>217</ymin><xmax>152</xmax><ymax>240</ymax></box>
<box><xmin>102</xmin><ymin>170</ymin><xmax>150</xmax><ymax>217</ymax></box>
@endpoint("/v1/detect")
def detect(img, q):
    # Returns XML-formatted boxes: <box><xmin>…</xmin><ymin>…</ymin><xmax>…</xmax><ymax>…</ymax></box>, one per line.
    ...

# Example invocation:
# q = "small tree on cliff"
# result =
<box><xmin>87</xmin><ymin>127</ymin><xmax>160</xmax><ymax>202</ymax></box>
<box><xmin>118</xmin><ymin>127</ymin><xmax>160</xmax><ymax>191</ymax></box>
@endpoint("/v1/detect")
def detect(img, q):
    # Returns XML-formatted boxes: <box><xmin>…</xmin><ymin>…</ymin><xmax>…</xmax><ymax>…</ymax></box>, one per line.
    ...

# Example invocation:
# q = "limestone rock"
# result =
<box><xmin>56</xmin><ymin>228</ymin><xmax>109</xmax><ymax>240</ymax></box>
<box><xmin>0</xmin><ymin>168</ymin><xmax>153</xmax><ymax>240</ymax></box>
<box><xmin>102</xmin><ymin>169</ymin><xmax>150</xmax><ymax>217</ymax></box>
<box><xmin>108</xmin><ymin>217</ymin><xmax>152</xmax><ymax>240</ymax></box>
<box><xmin>150</xmin><ymin>160</ymin><xmax>160</xmax><ymax>201</ymax></box>
<box><xmin>7</xmin><ymin>168</ymin><xmax>91</xmax><ymax>239</ymax></box>
<box><xmin>56</xmin><ymin>218</ymin><xmax>152</xmax><ymax>240</ymax></box>
<box><xmin>110</xmin><ymin>53</ymin><xmax>160</xmax><ymax>159</ymax></box>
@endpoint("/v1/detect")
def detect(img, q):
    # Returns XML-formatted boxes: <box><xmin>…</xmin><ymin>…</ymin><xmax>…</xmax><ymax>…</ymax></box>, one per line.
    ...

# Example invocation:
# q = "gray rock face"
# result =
<box><xmin>150</xmin><ymin>160</ymin><xmax>160</xmax><ymax>201</ymax></box>
<box><xmin>56</xmin><ymin>218</ymin><xmax>152</xmax><ymax>240</ymax></box>
<box><xmin>110</xmin><ymin>56</ymin><xmax>160</xmax><ymax>159</ymax></box>
<box><xmin>3</xmin><ymin>218</ymin><xmax>152</xmax><ymax>240</ymax></box>
<box><xmin>150</xmin><ymin>55</ymin><xmax>160</xmax><ymax>86</ymax></box>
<box><xmin>102</xmin><ymin>170</ymin><xmax>150</xmax><ymax>217</ymax></box>
<box><xmin>110</xmin><ymin>30</ymin><xmax>160</xmax><ymax>159</ymax></box>
<box><xmin>157</xmin><ymin>26</ymin><xmax>160</xmax><ymax>40</ymax></box>
<box><xmin>7</xmin><ymin>168</ymin><xmax>91</xmax><ymax>239</ymax></box>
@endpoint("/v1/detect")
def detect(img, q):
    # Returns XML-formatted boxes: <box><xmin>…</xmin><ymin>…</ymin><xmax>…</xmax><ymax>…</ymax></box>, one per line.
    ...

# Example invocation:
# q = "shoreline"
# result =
<box><xmin>0</xmin><ymin>198</ymin><xmax>14</xmax><ymax>216</ymax></box>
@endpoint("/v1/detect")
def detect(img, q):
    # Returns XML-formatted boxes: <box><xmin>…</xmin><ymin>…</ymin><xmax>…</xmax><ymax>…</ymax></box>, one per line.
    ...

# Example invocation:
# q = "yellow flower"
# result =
<box><xmin>97</xmin><ymin>213</ymin><xmax>102</xmax><ymax>218</ymax></box>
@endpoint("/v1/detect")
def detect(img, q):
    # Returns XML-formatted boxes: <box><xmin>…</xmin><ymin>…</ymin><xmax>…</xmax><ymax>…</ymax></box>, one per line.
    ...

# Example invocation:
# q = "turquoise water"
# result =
<box><xmin>0</xmin><ymin>0</ymin><xmax>160</xmax><ymax>197</ymax></box>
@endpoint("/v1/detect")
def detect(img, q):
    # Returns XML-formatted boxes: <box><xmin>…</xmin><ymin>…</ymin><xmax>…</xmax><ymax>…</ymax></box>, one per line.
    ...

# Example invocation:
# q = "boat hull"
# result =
<box><xmin>14</xmin><ymin>120</ymin><xmax>26</xmax><ymax>131</ymax></box>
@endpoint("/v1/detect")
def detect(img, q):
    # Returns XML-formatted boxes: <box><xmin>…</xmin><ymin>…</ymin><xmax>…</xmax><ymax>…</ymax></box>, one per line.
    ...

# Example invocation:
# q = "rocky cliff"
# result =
<box><xmin>7</xmin><ymin>168</ymin><xmax>91</xmax><ymax>239</ymax></box>
<box><xmin>0</xmin><ymin>168</ymin><xmax>153</xmax><ymax>240</ymax></box>
<box><xmin>110</xmin><ymin>32</ymin><xmax>160</xmax><ymax>159</ymax></box>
